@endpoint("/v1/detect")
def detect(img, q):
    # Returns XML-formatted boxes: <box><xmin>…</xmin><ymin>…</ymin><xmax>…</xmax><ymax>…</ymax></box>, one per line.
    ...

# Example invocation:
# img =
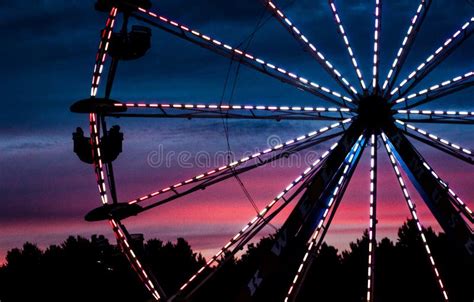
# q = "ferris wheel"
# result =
<box><xmin>71</xmin><ymin>0</ymin><xmax>474</xmax><ymax>301</ymax></box>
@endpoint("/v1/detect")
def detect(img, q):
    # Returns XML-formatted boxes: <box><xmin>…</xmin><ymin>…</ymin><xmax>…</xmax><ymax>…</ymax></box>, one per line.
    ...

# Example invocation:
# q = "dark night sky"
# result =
<box><xmin>0</xmin><ymin>0</ymin><xmax>473</xmax><ymax>262</ymax></box>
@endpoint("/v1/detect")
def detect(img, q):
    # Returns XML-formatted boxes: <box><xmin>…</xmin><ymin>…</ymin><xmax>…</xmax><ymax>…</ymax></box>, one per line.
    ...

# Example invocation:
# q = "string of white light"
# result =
<box><xmin>176</xmin><ymin>142</ymin><xmax>340</xmax><ymax>294</ymax></box>
<box><xmin>366</xmin><ymin>134</ymin><xmax>377</xmax><ymax>302</ymax></box>
<box><xmin>372</xmin><ymin>0</ymin><xmax>382</xmax><ymax>90</ymax></box>
<box><xmin>329</xmin><ymin>0</ymin><xmax>367</xmax><ymax>91</ymax></box>
<box><xmin>395</xmin><ymin>120</ymin><xmax>473</xmax><ymax>156</ymax></box>
<box><xmin>267</xmin><ymin>0</ymin><xmax>358</xmax><ymax>96</ymax></box>
<box><xmin>382</xmin><ymin>0</ymin><xmax>429</xmax><ymax>92</ymax></box>
<box><xmin>382</xmin><ymin>133</ymin><xmax>449</xmax><ymax>301</ymax></box>
<box><xmin>390</xmin><ymin>17</ymin><xmax>474</xmax><ymax>97</ymax></box>
<box><xmin>284</xmin><ymin>135</ymin><xmax>365</xmax><ymax>301</ymax></box>
<box><xmin>133</xmin><ymin>6</ymin><xmax>353</xmax><ymax>105</ymax></box>
<box><xmin>114</xmin><ymin>102</ymin><xmax>351</xmax><ymax>113</ymax></box>
<box><xmin>128</xmin><ymin>119</ymin><xmax>352</xmax><ymax>204</ymax></box>
<box><xmin>393</xmin><ymin>71</ymin><xmax>474</xmax><ymax>105</ymax></box>
<box><xmin>397</xmin><ymin>109</ymin><xmax>474</xmax><ymax>116</ymax></box>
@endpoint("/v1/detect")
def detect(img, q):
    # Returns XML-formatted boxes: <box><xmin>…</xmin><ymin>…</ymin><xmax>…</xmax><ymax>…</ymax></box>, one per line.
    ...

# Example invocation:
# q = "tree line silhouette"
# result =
<box><xmin>0</xmin><ymin>219</ymin><xmax>472</xmax><ymax>301</ymax></box>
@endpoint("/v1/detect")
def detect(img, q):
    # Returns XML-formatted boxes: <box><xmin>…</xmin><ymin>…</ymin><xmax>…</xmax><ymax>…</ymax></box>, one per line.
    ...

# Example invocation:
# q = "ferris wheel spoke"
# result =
<box><xmin>107</xmin><ymin>102</ymin><xmax>352</xmax><ymax>121</ymax></box>
<box><xmin>109</xmin><ymin>219</ymin><xmax>165</xmax><ymax>301</ymax></box>
<box><xmin>136</xmin><ymin>132</ymin><xmax>344</xmax><ymax>216</ymax></box>
<box><xmin>329</xmin><ymin>0</ymin><xmax>367</xmax><ymax>92</ymax></box>
<box><xmin>366</xmin><ymin>133</ymin><xmax>377</xmax><ymax>302</ymax></box>
<box><xmin>128</xmin><ymin>119</ymin><xmax>351</xmax><ymax>205</ymax></box>
<box><xmin>372</xmin><ymin>0</ymin><xmax>382</xmax><ymax>91</ymax></box>
<box><xmin>389</xmin><ymin>17</ymin><xmax>474</xmax><ymax>99</ymax></box>
<box><xmin>393</xmin><ymin>71</ymin><xmax>474</xmax><ymax>108</ymax></box>
<box><xmin>265</xmin><ymin>0</ymin><xmax>359</xmax><ymax>98</ymax></box>
<box><xmin>396</xmin><ymin>109</ymin><xmax>474</xmax><ymax>125</ymax></box>
<box><xmin>172</xmin><ymin>142</ymin><xmax>341</xmax><ymax>300</ymax></box>
<box><xmin>382</xmin><ymin>0</ymin><xmax>431</xmax><ymax>95</ymax></box>
<box><xmin>395</xmin><ymin>120</ymin><xmax>474</xmax><ymax>164</ymax></box>
<box><xmin>178</xmin><ymin>178</ymin><xmax>311</xmax><ymax>302</ymax></box>
<box><xmin>381</xmin><ymin>133</ymin><xmax>449</xmax><ymax>301</ymax></box>
<box><xmin>419</xmin><ymin>159</ymin><xmax>474</xmax><ymax>222</ymax></box>
<box><xmin>285</xmin><ymin>134</ymin><xmax>366</xmax><ymax>301</ymax></box>
<box><xmin>396</xmin><ymin>118</ymin><xmax>474</xmax><ymax>125</ymax></box>
<box><xmin>126</xmin><ymin>7</ymin><xmax>353</xmax><ymax>108</ymax></box>
<box><xmin>233</xmin><ymin>122</ymin><xmax>365</xmax><ymax>300</ymax></box>
<box><xmin>382</xmin><ymin>124</ymin><xmax>474</xmax><ymax>257</ymax></box>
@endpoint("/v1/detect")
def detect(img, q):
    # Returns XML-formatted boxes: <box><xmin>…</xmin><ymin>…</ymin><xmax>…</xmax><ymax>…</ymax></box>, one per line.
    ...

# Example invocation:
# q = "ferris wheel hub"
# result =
<box><xmin>357</xmin><ymin>94</ymin><xmax>394</xmax><ymax>131</ymax></box>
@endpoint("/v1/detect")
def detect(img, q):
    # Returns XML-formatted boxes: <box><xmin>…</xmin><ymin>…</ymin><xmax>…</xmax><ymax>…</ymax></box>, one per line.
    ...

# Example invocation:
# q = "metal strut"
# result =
<box><xmin>233</xmin><ymin>121</ymin><xmax>365</xmax><ymax>301</ymax></box>
<box><xmin>382</xmin><ymin>123</ymin><xmax>474</xmax><ymax>257</ymax></box>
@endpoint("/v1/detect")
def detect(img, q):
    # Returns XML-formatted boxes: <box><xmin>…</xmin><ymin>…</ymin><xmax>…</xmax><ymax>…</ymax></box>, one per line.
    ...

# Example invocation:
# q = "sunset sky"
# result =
<box><xmin>1</xmin><ymin>0</ymin><xmax>473</xmax><ymax>263</ymax></box>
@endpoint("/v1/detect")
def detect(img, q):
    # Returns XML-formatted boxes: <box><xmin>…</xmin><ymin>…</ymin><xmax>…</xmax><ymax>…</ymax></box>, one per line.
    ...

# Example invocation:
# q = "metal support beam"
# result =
<box><xmin>231</xmin><ymin>121</ymin><xmax>364</xmax><ymax>301</ymax></box>
<box><xmin>383</xmin><ymin>122</ymin><xmax>474</xmax><ymax>256</ymax></box>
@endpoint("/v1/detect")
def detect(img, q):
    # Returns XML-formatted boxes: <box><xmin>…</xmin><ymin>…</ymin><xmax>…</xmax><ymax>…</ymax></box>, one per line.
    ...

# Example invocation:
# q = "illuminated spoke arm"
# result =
<box><xmin>420</xmin><ymin>160</ymin><xmax>474</xmax><ymax>221</ymax></box>
<box><xmin>89</xmin><ymin>7</ymin><xmax>119</xmax><ymax>205</ymax></box>
<box><xmin>329</xmin><ymin>0</ymin><xmax>367</xmax><ymax>92</ymax></box>
<box><xmin>285</xmin><ymin>135</ymin><xmax>365</xmax><ymax>301</ymax></box>
<box><xmin>366</xmin><ymin>134</ymin><xmax>377</xmax><ymax>302</ymax></box>
<box><xmin>109</xmin><ymin>102</ymin><xmax>352</xmax><ymax>121</ymax></box>
<box><xmin>173</xmin><ymin>142</ymin><xmax>340</xmax><ymax>298</ymax></box>
<box><xmin>109</xmin><ymin>219</ymin><xmax>165</xmax><ymax>301</ymax></box>
<box><xmin>393</xmin><ymin>71</ymin><xmax>474</xmax><ymax>108</ymax></box>
<box><xmin>128</xmin><ymin>7</ymin><xmax>353</xmax><ymax>107</ymax></box>
<box><xmin>390</xmin><ymin>17</ymin><xmax>474</xmax><ymax>99</ymax></box>
<box><xmin>396</xmin><ymin>120</ymin><xmax>474</xmax><ymax>164</ymax></box>
<box><xmin>396</xmin><ymin>109</ymin><xmax>474</xmax><ymax>125</ymax></box>
<box><xmin>266</xmin><ymin>1</ymin><xmax>358</xmax><ymax>97</ymax></box>
<box><xmin>372</xmin><ymin>0</ymin><xmax>382</xmax><ymax>91</ymax></box>
<box><xmin>382</xmin><ymin>0</ymin><xmax>431</xmax><ymax>94</ymax></box>
<box><xmin>382</xmin><ymin>134</ymin><xmax>449</xmax><ymax>301</ymax></box>
<box><xmin>129</xmin><ymin>119</ymin><xmax>352</xmax><ymax>205</ymax></box>
<box><xmin>138</xmin><ymin>132</ymin><xmax>343</xmax><ymax>214</ymax></box>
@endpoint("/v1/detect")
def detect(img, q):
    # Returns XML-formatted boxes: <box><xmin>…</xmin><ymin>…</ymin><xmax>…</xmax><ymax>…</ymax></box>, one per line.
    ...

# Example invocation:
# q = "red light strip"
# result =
<box><xmin>267</xmin><ymin>0</ymin><xmax>358</xmax><ymax>96</ymax></box>
<box><xmin>110</xmin><ymin>219</ymin><xmax>161</xmax><ymax>301</ymax></box>
<box><xmin>90</xmin><ymin>8</ymin><xmax>118</xmax><ymax>98</ymax></box>
<box><xmin>114</xmin><ymin>102</ymin><xmax>351</xmax><ymax>113</ymax></box>
<box><xmin>382</xmin><ymin>133</ymin><xmax>449</xmax><ymax>301</ymax></box>
<box><xmin>390</xmin><ymin>17</ymin><xmax>474</xmax><ymax>97</ymax></box>
<box><xmin>393</xmin><ymin>71</ymin><xmax>474</xmax><ymax>105</ymax></box>
<box><xmin>396</xmin><ymin>120</ymin><xmax>473</xmax><ymax>156</ymax></box>
<box><xmin>176</xmin><ymin>142</ymin><xmax>340</xmax><ymax>294</ymax></box>
<box><xmin>133</xmin><ymin>6</ymin><xmax>353</xmax><ymax>105</ymax></box>
<box><xmin>372</xmin><ymin>0</ymin><xmax>382</xmax><ymax>90</ymax></box>
<box><xmin>88</xmin><ymin>7</ymin><xmax>118</xmax><ymax>205</ymax></box>
<box><xmin>329</xmin><ymin>0</ymin><xmax>367</xmax><ymax>91</ymax></box>
<box><xmin>284</xmin><ymin>135</ymin><xmax>364</xmax><ymax>301</ymax></box>
<box><xmin>89</xmin><ymin>9</ymin><xmax>163</xmax><ymax>300</ymax></box>
<box><xmin>128</xmin><ymin>119</ymin><xmax>352</xmax><ymax>204</ymax></box>
<box><xmin>366</xmin><ymin>134</ymin><xmax>377</xmax><ymax>302</ymax></box>
<box><xmin>382</xmin><ymin>0</ymin><xmax>429</xmax><ymax>92</ymax></box>
<box><xmin>89</xmin><ymin>113</ymin><xmax>109</xmax><ymax>205</ymax></box>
